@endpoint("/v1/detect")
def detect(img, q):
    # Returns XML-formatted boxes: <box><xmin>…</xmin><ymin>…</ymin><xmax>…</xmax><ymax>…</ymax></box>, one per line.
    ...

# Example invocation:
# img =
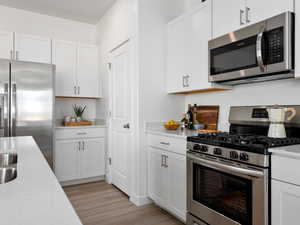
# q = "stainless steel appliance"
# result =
<box><xmin>208</xmin><ymin>12</ymin><xmax>294</xmax><ymax>85</ymax></box>
<box><xmin>186</xmin><ymin>105</ymin><xmax>300</xmax><ymax>225</ymax></box>
<box><xmin>0</xmin><ymin>59</ymin><xmax>55</xmax><ymax>167</ymax></box>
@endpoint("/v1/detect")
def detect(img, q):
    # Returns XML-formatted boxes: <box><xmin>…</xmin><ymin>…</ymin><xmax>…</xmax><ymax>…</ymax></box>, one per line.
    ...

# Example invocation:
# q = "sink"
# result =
<box><xmin>0</xmin><ymin>153</ymin><xmax>18</xmax><ymax>167</ymax></box>
<box><xmin>0</xmin><ymin>167</ymin><xmax>17</xmax><ymax>184</ymax></box>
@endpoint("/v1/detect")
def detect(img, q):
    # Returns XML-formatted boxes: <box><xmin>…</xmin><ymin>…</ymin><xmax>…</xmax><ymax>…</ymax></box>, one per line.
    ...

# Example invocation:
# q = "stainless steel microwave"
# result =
<box><xmin>209</xmin><ymin>12</ymin><xmax>294</xmax><ymax>85</ymax></box>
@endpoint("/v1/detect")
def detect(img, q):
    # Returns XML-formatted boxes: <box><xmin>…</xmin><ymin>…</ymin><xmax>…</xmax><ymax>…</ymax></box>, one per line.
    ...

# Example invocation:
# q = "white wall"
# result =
<box><xmin>185</xmin><ymin>79</ymin><xmax>300</xmax><ymax>131</ymax></box>
<box><xmin>95</xmin><ymin>0</ymin><xmax>137</xmax><ymax>119</ymax></box>
<box><xmin>0</xmin><ymin>5</ymin><xmax>96</xmax><ymax>43</ymax></box>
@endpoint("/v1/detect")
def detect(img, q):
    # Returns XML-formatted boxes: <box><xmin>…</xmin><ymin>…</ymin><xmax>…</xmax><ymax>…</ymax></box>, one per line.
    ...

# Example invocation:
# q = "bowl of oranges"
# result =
<box><xmin>164</xmin><ymin>120</ymin><xmax>180</xmax><ymax>130</ymax></box>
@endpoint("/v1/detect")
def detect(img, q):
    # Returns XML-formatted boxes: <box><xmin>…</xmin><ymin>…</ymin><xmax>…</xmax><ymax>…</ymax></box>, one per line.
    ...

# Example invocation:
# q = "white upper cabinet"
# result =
<box><xmin>167</xmin><ymin>1</ymin><xmax>230</xmax><ymax>94</ymax></box>
<box><xmin>53</xmin><ymin>40</ymin><xmax>77</xmax><ymax>97</ymax></box>
<box><xmin>77</xmin><ymin>44</ymin><xmax>100</xmax><ymax>98</ymax></box>
<box><xmin>53</xmin><ymin>40</ymin><xmax>100</xmax><ymax>98</ymax></box>
<box><xmin>0</xmin><ymin>30</ymin><xmax>14</xmax><ymax>60</ymax></box>
<box><xmin>166</xmin><ymin>15</ymin><xmax>189</xmax><ymax>93</ymax></box>
<box><xmin>213</xmin><ymin>0</ymin><xmax>246</xmax><ymax>38</ymax></box>
<box><xmin>246</xmin><ymin>0</ymin><xmax>294</xmax><ymax>25</ymax></box>
<box><xmin>15</xmin><ymin>33</ymin><xmax>52</xmax><ymax>64</ymax></box>
<box><xmin>213</xmin><ymin>0</ymin><xmax>294</xmax><ymax>38</ymax></box>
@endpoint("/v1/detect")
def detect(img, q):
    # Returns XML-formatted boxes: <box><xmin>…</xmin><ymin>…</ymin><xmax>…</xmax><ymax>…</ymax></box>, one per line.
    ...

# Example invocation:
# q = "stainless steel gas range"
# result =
<box><xmin>186</xmin><ymin>105</ymin><xmax>300</xmax><ymax>225</ymax></box>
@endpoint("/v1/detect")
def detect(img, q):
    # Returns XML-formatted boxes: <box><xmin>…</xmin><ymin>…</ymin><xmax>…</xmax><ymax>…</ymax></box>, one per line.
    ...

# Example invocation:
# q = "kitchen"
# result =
<box><xmin>0</xmin><ymin>0</ymin><xmax>299</xmax><ymax>225</ymax></box>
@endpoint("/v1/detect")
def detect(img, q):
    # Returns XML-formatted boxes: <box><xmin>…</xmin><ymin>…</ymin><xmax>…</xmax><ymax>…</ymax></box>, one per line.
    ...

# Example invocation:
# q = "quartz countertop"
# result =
<box><xmin>269</xmin><ymin>145</ymin><xmax>300</xmax><ymax>159</ymax></box>
<box><xmin>145</xmin><ymin>122</ymin><xmax>198</xmax><ymax>139</ymax></box>
<box><xmin>56</xmin><ymin>119</ymin><xmax>107</xmax><ymax>129</ymax></box>
<box><xmin>0</xmin><ymin>136</ymin><xmax>82</xmax><ymax>225</ymax></box>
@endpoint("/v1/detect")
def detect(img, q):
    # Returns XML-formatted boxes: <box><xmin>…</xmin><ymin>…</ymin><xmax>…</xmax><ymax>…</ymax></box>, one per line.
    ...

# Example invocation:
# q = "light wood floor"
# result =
<box><xmin>64</xmin><ymin>181</ymin><xmax>184</xmax><ymax>225</ymax></box>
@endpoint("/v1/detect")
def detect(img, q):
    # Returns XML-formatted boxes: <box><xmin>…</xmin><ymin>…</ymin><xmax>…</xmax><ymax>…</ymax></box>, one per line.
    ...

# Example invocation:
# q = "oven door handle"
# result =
<box><xmin>188</xmin><ymin>154</ymin><xmax>265</xmax><ymax>178</ymax></box>
<box><xmin>256</xmin><ymin>26</ymin><xmax>266</xmax><ymax>72</ymax></box>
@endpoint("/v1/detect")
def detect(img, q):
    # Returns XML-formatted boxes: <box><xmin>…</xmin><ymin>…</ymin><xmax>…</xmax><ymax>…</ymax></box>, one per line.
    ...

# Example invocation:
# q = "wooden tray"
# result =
<box><xmin>64</xmin><ymin>120</ymin><xmax>93</xmax><ymax>127</ymax></box>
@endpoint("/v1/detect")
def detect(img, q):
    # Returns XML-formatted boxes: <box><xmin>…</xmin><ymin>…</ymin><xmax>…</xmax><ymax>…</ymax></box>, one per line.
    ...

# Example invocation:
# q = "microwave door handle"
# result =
<box><xmin>256</xmin><ymin>27</ymin><xmax>266</xmax><ymax>72</ymax></box>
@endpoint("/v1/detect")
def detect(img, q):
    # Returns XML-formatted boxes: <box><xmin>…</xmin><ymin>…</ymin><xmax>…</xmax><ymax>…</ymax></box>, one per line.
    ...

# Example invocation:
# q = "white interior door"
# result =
<box><xmin>109</xmin><ymin>41</ymin><xmax>132</xmax><ymax>195</ymax></box>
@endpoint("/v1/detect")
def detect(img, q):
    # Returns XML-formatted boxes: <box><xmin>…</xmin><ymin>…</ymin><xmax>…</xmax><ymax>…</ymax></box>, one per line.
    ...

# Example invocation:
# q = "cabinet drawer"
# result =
<box><xmin>272</xmin><ymin>155</ymin><xmax>300</xmax><ymax>186</ymax></box>
<box><xmin>147</xmin><ymin>134</ymin><xmax>186</xmax><ymax>155</ymax></box>
<box><xmin>56</xmin><ymin>128</ymin><xmax>106</xmax><ymax>140</ymax></box>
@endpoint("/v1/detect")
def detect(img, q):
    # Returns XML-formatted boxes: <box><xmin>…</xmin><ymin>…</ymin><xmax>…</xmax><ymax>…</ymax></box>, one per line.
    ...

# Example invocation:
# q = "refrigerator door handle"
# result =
<box><xmin>3</xmin><ymin>83</ymin><xmax>9</xmax><ymax>137</ymax></box>
<box><xmin>10</xmin><ymin>83</ymin><xmax>17</xmax><ymax>136</ymax></box>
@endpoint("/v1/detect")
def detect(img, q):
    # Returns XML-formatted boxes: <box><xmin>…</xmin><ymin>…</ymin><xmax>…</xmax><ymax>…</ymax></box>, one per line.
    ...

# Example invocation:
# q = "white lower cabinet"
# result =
<box><xmin>272</xmin><ymin>179</ymin><xmax>300</xmax><ymax>225</ymax></box>
<box><xmin>148</xmin><ymin>135</ymin><xmax>186</xmax><ymax>222</ymax></box>
<box><xmin>55</xmin><ymin>139</ymin><xmax>79</xmax><ymax>182</ymax></box>
<box><xmin>55</xmin><ymin>128</ymin><xmax>106</xmax><ymax>183</ymax></box>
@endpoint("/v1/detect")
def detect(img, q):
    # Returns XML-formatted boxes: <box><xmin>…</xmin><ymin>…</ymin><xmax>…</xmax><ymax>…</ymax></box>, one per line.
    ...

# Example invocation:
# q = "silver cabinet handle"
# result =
<box><xmin>82</xmin><ymin>141</ymin><xmax>85</xmax><ymax>151</ymax></box>
<box><xmin>186</xmin><ymin>75</ymin><xmax>190</xmax><ymax>87</ymax></box>
<box><xmin>78</xmin><ymin>141</ymin><xmax>81</xmax><ymax>151</ymax></box>
<box><xmin>246</xmin><ymin>7</ymin><xmax>251</xmax><ymax>23</ymax></box>
<box><xmin>123</xmin><ymin>123</ymin><xmax>130</xmax><ymax>129</ymax></box>
<box><xmin>10</xmin><ymin>50</ymin><xmax>13</xmax><ymax>60</ymax></box>
<box><xmin>78</xmin><ymin>86</ymin><xmax>80</xmax><ymax>95</ymax></box>
<box><xmin>161</xmin><ymin>155</ymin><xmax>164</xmax><ymax>167</ymax></box>
<box><xmin>240</xmin><ymin>9</ymin><xmax>245</xmax><ymax>25</ymax></box>
<box><xmin>182</xmin><ymin>76</ymin><xmax>186</xmax><ymax>88</ymax></box>
<box><xmin>74</xmin><ymin>86</ymin><xmax>77</xmax><ymax>95</ymax></box>
<box><xmin>160</xmin><ymin>142</ymin><xmax>170</xmax><ymax>146</ymax></box>
<box><xmin>164</xmin><ymin>155</ymin><xmax>168</xmax><ymax>168</ymax></box>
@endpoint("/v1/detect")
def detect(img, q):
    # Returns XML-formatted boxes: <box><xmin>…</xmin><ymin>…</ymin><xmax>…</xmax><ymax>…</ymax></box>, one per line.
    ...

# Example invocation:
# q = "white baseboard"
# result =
<box><xmin>130</xmin><ymin>194</ymin><xmax>153</xmax><ymax>206</ymax></box>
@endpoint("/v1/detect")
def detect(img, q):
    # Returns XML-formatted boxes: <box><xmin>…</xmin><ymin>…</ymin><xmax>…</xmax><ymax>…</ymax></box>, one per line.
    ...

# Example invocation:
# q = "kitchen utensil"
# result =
<box><xmin>267</xmin><ymin>106</ymin><xmax>296</xmax><ymax>138</ymax></box>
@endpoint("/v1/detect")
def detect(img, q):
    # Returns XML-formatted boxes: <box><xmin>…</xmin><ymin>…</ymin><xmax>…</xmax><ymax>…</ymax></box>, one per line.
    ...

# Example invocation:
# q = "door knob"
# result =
<box><xmin>123</xmin><ymin>123</ymin><xmax>130</xmax><ymax>129</ymax></box>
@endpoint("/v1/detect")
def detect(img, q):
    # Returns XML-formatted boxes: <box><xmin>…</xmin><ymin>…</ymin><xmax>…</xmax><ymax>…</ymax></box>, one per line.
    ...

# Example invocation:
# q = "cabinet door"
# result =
<box><xmin>166</xmin><ymin>15</ymin><xmax>190</xmax><ymax>93</ymax></box>
<box><xmin>213</xmin><ymin>0</ymin><xmax>246</xmax><ymax>38</ymax></box>
<box><xmin>55</xmin><ymin>140</ymin><xmax>79</xmax><ymax>182</ymax></box>
<box><xmin>77</xmin><ymin>44</ymin><xmax>99</xmax><ymax>98</ymax></box>
<box><xmin>186</xmin><ymin>2</ymin><xmax>212</xmax><ymax>91</ymax></box>
<box><xmin>15</xmin><ymin>33</ymin><xmax>51</xmax><ymax>64</ymax></box>
<box><xmin>166</xmin><ymin>152</ymin><xmax>187</xmax><ymax>221</ymax></box>
<box><xmin>0</xmin><ymin>30</ymin><xmax>14</xmax><ymax>60</ymax></box>
<box><xmin>148</xmin><ymin>147</ymin><xmax>167</xmax><ymax>207</ymax></box>
<box><xmin>272</xmin><ymin>179</ymin><xmax>300</xmax><ymax>225</ymax></box>
<box><xmin>52</xmin><ymin>40</ymin><xmax>77</xmax><ymax>97</ymax></box>
<box><xmin>246</xmin><ymin>0</ymin><xmax>294</xmax><ymax>25</ymax></box>
<box><xmin>79</xmin><ymin>138</ymin><xmax>105</xmax><ymax>179</ymax></box>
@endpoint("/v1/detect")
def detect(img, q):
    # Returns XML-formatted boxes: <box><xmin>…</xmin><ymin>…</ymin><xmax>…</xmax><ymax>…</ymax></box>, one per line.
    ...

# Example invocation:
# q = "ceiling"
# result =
<box><xmin>0</xmin><ymin>0</ymin><xmax>116</xmax><ymax>24</ymax></box>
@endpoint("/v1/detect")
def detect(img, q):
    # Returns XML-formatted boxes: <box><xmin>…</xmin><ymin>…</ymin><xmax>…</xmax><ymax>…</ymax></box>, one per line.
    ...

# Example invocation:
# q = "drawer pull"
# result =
<box><xmin>160</xmin><ymin>142</ymin><xmax>170</xmax><ymax>146</ymax></box>
<box><xmin>77</xmin><ymin>132</ymin><xmax>87</xmax><ymax>135</ymax></box>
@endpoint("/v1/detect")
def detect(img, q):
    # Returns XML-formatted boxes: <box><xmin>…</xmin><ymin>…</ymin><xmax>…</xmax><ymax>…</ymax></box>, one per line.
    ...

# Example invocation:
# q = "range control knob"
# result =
<box><xmin>230</xmin><ymin>151</ymin><xmax>239</xmax><ymax>159</ymax></box>
<box><xmin>200</xmin><ymin>145</ymin><xmax>209</xmax><ymax>152</ymax></box>
<box><xmin>213</xmin><ymin>148</ymin><xmax>222</xmax><ymax>155</ymax></box>
<box><xmin>240</xmin><ymin>153</ymin><xmax>249</xmax><ymax>161</ymax></box>
<box><xmin>193</xmin><ymin>144</ymin><xmax>201</xmax><ymax>151</ymax></box>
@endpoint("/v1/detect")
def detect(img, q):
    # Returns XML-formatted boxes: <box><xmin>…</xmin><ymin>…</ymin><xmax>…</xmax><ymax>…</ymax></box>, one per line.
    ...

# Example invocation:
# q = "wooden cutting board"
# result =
<box><xmin>193</xmin><ymin>105</ymin><xmax>219</xmax><ymax>131</ymax></box>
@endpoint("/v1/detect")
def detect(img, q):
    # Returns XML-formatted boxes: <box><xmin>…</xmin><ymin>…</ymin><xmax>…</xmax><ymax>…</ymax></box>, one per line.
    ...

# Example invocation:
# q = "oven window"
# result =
<box><xmin>193</xmin><ymin>164</ymin><xmax>252</xmax><ymax>225</ymax></box>
<box><xmin>210</xmin><ymin>35</ymin><xmax>258</xmax><ymax>75</ymax></box>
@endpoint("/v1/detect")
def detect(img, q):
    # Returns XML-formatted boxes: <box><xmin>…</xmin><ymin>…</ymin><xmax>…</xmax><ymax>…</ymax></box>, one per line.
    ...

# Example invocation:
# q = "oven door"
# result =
<box><xmin>187</xmin><ymin>153</ymin><xmax>269</xmax><ymax>225</ymax></box>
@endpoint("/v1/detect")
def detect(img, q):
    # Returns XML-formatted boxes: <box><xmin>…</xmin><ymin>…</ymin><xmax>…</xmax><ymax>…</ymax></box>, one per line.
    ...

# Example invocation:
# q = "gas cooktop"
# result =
<box><xmin>187</xmin><ymin>132</ymin><xmax>300</xmax><ymax>154</ymax></box>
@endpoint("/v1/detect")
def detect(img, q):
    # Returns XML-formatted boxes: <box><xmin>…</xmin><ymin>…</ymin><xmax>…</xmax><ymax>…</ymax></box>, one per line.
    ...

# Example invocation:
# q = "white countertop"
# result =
<box><xmin>0</xmin><ymin>137</ymin><xmax>82</xmax><ymax>225</ymax></box>
<box><xmin>269</xmin><ymin>144</ymin><xmax>300</xmax><ymax>159</ymax></box>
<box><xmin>145</xmin><ymin>122</ymin><xmax>198</xmax><ymax>139</ymax></box>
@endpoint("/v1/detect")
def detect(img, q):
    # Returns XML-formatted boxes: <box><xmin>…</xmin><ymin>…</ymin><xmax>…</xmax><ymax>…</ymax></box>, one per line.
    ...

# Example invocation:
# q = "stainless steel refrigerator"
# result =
<box><xmin>0</xmin><ymin>59</ymin><xmax>55</xmax><ymax>167</ymax></box>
